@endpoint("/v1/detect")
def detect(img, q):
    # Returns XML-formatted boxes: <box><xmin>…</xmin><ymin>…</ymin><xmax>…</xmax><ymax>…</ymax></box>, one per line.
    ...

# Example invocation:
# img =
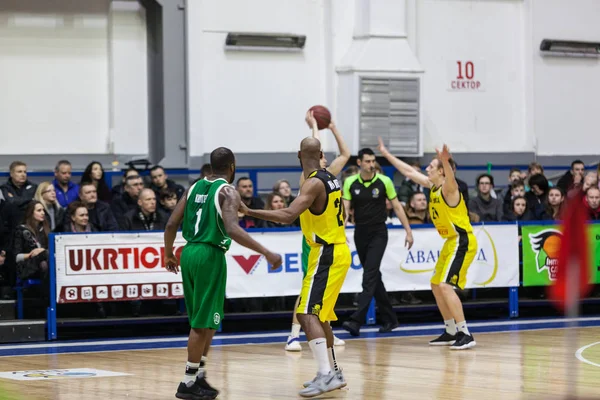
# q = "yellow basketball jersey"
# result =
<box><xmin>429</xmin><ymin>185</ymin><xmax>473</xmax><ymax>238</ymax></box>
<box><xmin>300</xmin><ymin>169</ymin><xmax>346</xmax><ymax>246</ymax></box>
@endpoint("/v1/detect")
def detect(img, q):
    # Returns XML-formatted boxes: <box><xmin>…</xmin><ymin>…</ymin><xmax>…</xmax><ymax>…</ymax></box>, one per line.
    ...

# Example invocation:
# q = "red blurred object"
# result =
<box><xmin>548</xmin><ymin>191</ymin><xmax>593</xmax><ymax>310</ymax></box>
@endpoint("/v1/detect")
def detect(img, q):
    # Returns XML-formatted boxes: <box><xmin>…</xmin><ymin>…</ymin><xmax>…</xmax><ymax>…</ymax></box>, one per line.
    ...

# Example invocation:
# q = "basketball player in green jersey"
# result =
<box><xmin>164</xmin><ymin>147</ymin><xmax>282</xmax><ymax>400</ymax></box>
<box><xmin>285</xmin><ymin>111</ymin><xmax>350</xmax><ymax>352</ymax></box>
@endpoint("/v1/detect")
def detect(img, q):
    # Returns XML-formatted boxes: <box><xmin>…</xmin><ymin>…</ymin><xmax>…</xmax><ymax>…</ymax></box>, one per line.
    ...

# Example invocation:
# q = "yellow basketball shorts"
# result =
<box><xmin>431</xmin><ymin>231</ymin><xmax>477</xmax><ymax>290</ymax></box>
<box><xmin>297</xmin><ymin>243</ymin><xmax>351</xmax><ymax>323</ymax></box>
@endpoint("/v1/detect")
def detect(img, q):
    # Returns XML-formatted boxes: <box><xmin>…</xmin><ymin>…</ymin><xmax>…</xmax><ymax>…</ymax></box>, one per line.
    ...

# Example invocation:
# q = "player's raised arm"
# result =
<box><xmin>220</xmin><ymin>186</ymin><xmax>282</xmax><ymax>268</ymax></box>
<box><xmin>325</xmin><ymin>121</ymin><xmax>350</xmax><ymax>176</ymax></box>
<box><xmin>243</xmin><ymin>178</ymin><xmax>321</xmax><ymax>225</ymax></box>
<box><xmin>300</xmin><ymin>111</ymin><xmax>322</xmax><ymax>187</ymax></box>
<box><xmin>164</xmin><ymin>189</ymin><xmax>188</xmax><ymax>273</ymax></box>
<box><xmin>377</xmin><ymin>137</ymin><xmax>431</xmax><ymax>188</ymax></box>
<box><xmin>437</xmin><ymin>144</ymin><xmax>460</xmax><ymax>205</ymax></box>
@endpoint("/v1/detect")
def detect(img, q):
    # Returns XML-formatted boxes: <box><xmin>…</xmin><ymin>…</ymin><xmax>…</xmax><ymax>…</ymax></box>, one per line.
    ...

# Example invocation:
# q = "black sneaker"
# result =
<box><xmin>196</xmin><ymin>375</ymin><xmax>219</xmax><ymax>397</ymax></box>
<box><xmin>428</xmin><ymin>331</ymin><xmax>456</xmax><ymax>346</ymax></box>
<box><xmin>176</xmin><ymin>380</ymin><xmax>217</xmax><ymax>400</ymax></box>
<box><xmin>342</xmin><ymin>319</ymin><xmax>361</xmax><ymax>337</ymax></box>
<box><xmin>450</xmin><ymin>331</ymin><xmax>476</xmax><ymax>350</ymax></box>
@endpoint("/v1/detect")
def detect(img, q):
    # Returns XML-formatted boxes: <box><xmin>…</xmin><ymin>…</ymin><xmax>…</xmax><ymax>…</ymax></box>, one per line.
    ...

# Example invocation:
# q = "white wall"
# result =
<box><xmin>0</xmin><ymin>0</ymin><xmax>147</xmax><ymax>156</ymax></box>
<box><xmin>530</xmin><ymin>0</ymin><xmax>600</xmax><ymax>156</ymax></box>
<box><xmin>416</xmin><ymin>0</ymin><xmax>527</xmax><ymax>154</ymax></box>
<box><xmin>108</xmin><ymin>1</ymin><xmax>148</xmax><ymax>155</ymax></box>
<box><xmin>186</xmin><ymin>0</ymin><xmax>329</xmax><ymax>157</ymax></box>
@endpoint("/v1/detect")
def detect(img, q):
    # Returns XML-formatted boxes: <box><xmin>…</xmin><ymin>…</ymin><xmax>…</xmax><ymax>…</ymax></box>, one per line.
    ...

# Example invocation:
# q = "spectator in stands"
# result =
<box><xmin>111</xmin><ymin>175</ymin><xmax>144</xmax><ymax>228</ymax></box>
<box><xmin>34</xmin><ymin>182</ymin><xmax>64</xmax><ymax>232</ymax></box>
<box><xmin>260</xmin><ymin>193</ymin><xmax>295</xmax><ymax>228</ymax></box>
<box><xmin>526</xmin><ymin>174</ymin><xmax>550</xmax><ymax>218</ymax></box>
<box><xmin>0</xmin><ymin>161</ymin><xmax>38</xmax><ymax>230</ymax></box>
<box><xmin>236</xmin><ymin>177</ymin><xmax>264</xmax><ymax>229</ymax></box>
<box><xmin>503</xmin><ymin>179</ymin><xmax>526</xmax><ymax>215</ymax></box>
<box><xmin>568</xmin><ymin>171</ymin><xmax>598</xmax><ymax>199</ymax></box>
<box><xmin>273</xmin><ymin>179</ymin><xmax>295</xmax><ymax>205</ymax></box>
<box><xmin>501</xmin><ymin>168</ymin><xmax>524</xmax><ymax>206</ymax></box>
<box><xmin>503</xmin><ymin>196</ymin><xmax>534</xmax><ymax>222</ymax></box>
<box><xmin>53</xmin><ymin>160</ymin><xmax>79</xmax><ymax>208</ymax></box>
<box><xmin>12</xmin><ymin>201</ymin><xmax>49</xmax><ymax>283</ymax></box>
<box><xmin>525</xmin><ymin>162</ymin><xmax>553</xmax><ymax>191</ymax></box>
<box><xmin>78</xmin><ymin>182</ymin><xmax>118</xmax><ymax>232</ymax></box>
<box><xmin>557</xmin><ymin>160</ymin><xmax>585</xmax><ymax>194</ymax></box>
<box><xmin>159</xmin><ymin>188</ymin><xmax>178</xmax><ymax>217</ymax></box>
<box><xmin>121</xmin><ymin>188</ymin><xmax>168</xmax><ymax>231</ymax></box>
<box><xmin>111</xmin><ymin>167</ymin><xmax>139</xmax><ymax>197</ymax></box>
<box><xmin>539</xmin><ymin>187</ymin><xmax>565</xmax><ymax>221</ymax></box>
<box><xmin>398</xmin><ymin>161</ymin><xmax>424</xmax><ymax>206</ymax></box>
<box><xmin>584</xmin><ymin>187</ymin><xmax>600</xmax><ymax>220</ymax></box>
<box><xmin>81</xmin><ymin>161</ymin><xmax>112</xmax><ymax>203</ymax></box>
<box><xmin>64</xmin><ymin>201</ymin><xmax>96</xmax><ymax>233</ymax></box>
<box><xmin>200</xmin><ymin>163</ymin><xmax>212</xmax><ymax>179</ymax></box>
<box><xmin>149</xmin><ymin>166</ymin><xmax>185</xmax><ymax>200</ymax></box>
<box><xmin>405</xmin><ymin>192</ymin><xmax>430</xmax><ymax>224</ymax></box>
<box><xmin>469</xmin><ymin>174</ymin><xmax>503</xmax><ymax>221</ymax></box>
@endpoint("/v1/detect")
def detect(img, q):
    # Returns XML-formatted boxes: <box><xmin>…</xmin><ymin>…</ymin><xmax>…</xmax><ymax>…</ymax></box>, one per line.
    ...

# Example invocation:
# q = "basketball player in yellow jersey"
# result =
<box><xmin>377</xmin><ymin>138</ymin><xmax>477</xmax><ymax>350</ymax></box>
<box><xmin>284</xmin><ymin>110</ymin><xmax>350</xmax><ymax>352</ymax></box>
<box><xmin>241</xmin><ymin>137</ymin><xmax>351</xmax><ymax>397</ymax></box>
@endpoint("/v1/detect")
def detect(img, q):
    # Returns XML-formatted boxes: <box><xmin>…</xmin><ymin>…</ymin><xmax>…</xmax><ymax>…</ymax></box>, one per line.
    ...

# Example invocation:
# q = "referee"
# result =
<box><xmin>341</xmin><ymin>148</ymin><xmax>414</xmax><ymax>336</ymax></box>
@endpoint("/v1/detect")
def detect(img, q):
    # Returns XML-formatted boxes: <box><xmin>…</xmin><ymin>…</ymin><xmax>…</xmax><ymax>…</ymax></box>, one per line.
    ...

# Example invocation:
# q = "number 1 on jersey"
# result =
<box><xmin>194</xmin><ymin>208</ymin><xmax>203</xmax><ymax>235</ymax></box>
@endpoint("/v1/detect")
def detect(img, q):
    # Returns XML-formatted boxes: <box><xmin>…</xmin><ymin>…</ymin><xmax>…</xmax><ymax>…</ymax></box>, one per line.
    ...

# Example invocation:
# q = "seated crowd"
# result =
<box><xmin>0</xmin><ymin>157</ymin><xmax>598</xmax><ymax>316</ymax></box>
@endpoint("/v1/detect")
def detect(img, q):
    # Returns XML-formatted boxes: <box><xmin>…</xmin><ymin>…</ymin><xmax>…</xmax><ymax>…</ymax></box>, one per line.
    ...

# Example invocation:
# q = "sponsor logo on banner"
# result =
<box><xmin>232</xmin><ymin>254</ymin><xmax>262</xmax><ymax>274</ymax></box>
<box><xmin>141</xmin><ymin>284</ymin><xmax>154</xmax><ymax>298</ymax></box>
<box><xmin>111</xmin><ymin>285</ymin><xmax>124</xmax><ymax>299</ymax></box>
<box><xmin>0</xmin><ymin>368</ymin><xmax>131</xmax><ymax>381</ymax></box>
<box><xmin>64</xmin><ymin>244</ymin><xmax>185</xmax><ymax>275</ymax></box>
<box><xmin>172</xmin><ymin>283</ymin><xmax>183</xmax><ymax>296</ymax></box>
<box><xmin>81</xmin><ymin>287</ymin><xmax>93</xmax><ymax>300</ymax></box>
<box><xmin>529</xmin><ymin>229</ymin><xmax>562</xmax><ymax>281</ymax></box>
<box><xmin>157</xmin><ymin>284</ymin><xmax>169</xmax><ymax>297</ymax></box>
<box><xmin>65</xmin><ymin>288</ymin><xmax>78</xmax><ymax>301</ymax></box>
<box><xmin>127</xmin><ymin>285</ymin><xmax>138</xmax><ymax>298</ymax></box>
<box><xmin>96</xmin><ymin>286</ymin><xmax>109</xmax><ymax>299</ymax></box>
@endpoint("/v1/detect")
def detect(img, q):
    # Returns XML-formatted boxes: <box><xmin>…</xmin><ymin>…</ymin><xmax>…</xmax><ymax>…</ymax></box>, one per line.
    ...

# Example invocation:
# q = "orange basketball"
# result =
<box><xmin>308</xmin><ymin>105</ymin><xmax>331</xmax><ymax>130</ymax></box>
<box><xmin>543</xmin><ymin>235</ymin><xmax>561</xmax><ymax>258</ymax></box>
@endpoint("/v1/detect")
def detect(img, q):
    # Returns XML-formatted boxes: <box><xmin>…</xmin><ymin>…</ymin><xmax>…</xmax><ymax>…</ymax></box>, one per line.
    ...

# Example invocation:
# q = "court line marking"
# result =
<box><xmin>1</xmin><ymin>315</ymin><xmax>600</xmax><ymax>351</ymax></box>
<box><xmin>575</xmin><ymin>341</ymin><xmax>600</xmax><ymax>368</ymax></box>
<box><xmin>1</xmin><ymin>324</ymin><xmax>599</xmax><ymax>359</ymax></box>
<box><xmin>1</xmin><ymin>319</ymin><xmax>600</xmax><ymax>358</ymax></box>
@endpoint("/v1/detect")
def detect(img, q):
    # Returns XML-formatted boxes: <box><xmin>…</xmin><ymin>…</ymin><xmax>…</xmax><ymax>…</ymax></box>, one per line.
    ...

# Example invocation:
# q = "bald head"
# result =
<box><xmin>300</xmin><ymin>137</ymin><xmax>322</xmax><ymax>158</ymax></box>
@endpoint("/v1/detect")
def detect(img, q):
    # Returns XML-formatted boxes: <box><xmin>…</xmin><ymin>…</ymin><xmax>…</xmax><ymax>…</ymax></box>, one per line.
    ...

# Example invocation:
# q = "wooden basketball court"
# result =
<box><xmin>1</xmin><ymin>321</ymin><xmax>600</xmax><ymax>399</ymax></box>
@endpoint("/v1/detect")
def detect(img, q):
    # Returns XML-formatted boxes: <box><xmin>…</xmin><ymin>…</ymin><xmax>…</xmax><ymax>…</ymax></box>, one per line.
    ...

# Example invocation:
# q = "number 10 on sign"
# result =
<box><xmin>447</xmin><ymin>60</ymin><xmax>485</xmax><ymax>91</ymax></box>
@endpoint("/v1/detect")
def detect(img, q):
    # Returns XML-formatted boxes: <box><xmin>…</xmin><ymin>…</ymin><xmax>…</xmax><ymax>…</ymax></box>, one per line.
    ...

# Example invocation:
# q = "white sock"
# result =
<box><xmin>291</xmin><ymin>323</ymin><xmax>301</xmax><ymax>338</ymax></box>
<box><xmin>328</xmin><ymin>347</ymin><xmax>339</xmax><ymax>372</ymax></box>
<box><xmin>199</xmin><ymin>356</ymin><xmax>207</xmax><ymax>378</ymax></box>
<box><xmin>456</xmin><ymin>321</ymin><xmax>470</xmax><ymax>335</ymax></box>
<box><xmin>308</xmin><ymin>338</ymin><xmax>331</xmax><ymax>375</ymax></box>
<box><xmin>444</xmin><ymin>319</ymin><xmax>456</xmax><ymax>335</ymax></box>
<box><xmin>184</xmin><ymin>361</ymin><xmax>199</xmax><ymax>386</ymax></box>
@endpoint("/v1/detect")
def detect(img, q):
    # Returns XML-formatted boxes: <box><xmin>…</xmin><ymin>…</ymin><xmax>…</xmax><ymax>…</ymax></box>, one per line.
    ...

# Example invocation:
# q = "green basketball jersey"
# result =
<box><xmin>182</xmin><ymin>178</ymin><xmax>232</xmax><ymax>251</ymax></box>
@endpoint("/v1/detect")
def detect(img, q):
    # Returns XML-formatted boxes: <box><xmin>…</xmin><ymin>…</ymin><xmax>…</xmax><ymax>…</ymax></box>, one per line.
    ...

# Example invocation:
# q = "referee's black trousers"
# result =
<box><xmin>350</xmin><ymin>223</ymin><xmax>398</xmax><ymax>325</ymax></box>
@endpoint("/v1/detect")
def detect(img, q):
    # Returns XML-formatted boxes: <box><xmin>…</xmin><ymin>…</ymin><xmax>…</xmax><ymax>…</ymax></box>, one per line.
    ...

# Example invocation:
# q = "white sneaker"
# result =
<box><xmin>285</xmin><ymin>336</ymin><xmax>302</xmax><ymax>352</ymax></box>
<box><xmin>333</xmin><ymin>335</ymin><xmax>345</xmax><ymax>346</ymax></box>
<box><xmin>299</xmin><ymin>371</ymin><xmax>345</xmax><ymax>398</ymax></box>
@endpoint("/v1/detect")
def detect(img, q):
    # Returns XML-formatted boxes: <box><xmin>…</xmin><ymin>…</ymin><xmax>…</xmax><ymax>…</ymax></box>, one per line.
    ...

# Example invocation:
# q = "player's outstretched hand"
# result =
<box><xmin>436</xmin><ymin>144</ymin><xmax>451</xmax><ymax>163</ymax></box>
<box><xmin>164</xmin><ymin>253</ymin><xmax>179</xmax><ymax>274</ymax></box>
<box><xmin>238</xmin><ymin>201</ymin><xmax>249</xmax><ymax>215</ymax></box>
<box><xmin>405</xmin><ymin>232</ymin><xmax>414</xmax><ymax>250</ymax></box>
<box><xmin>305</xmin><ymin>110</ymin><xmax>317</xmax><ymax>130</ymax></box>
<box><xmin>377</xmin><ymin>137</ymin><xmax>389</xmax><ymax>156</ymax></box>
<box><xmin>266</xmin><ymin>251</ymin><xmax>283</xmax><ymax>271</ymax></box>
